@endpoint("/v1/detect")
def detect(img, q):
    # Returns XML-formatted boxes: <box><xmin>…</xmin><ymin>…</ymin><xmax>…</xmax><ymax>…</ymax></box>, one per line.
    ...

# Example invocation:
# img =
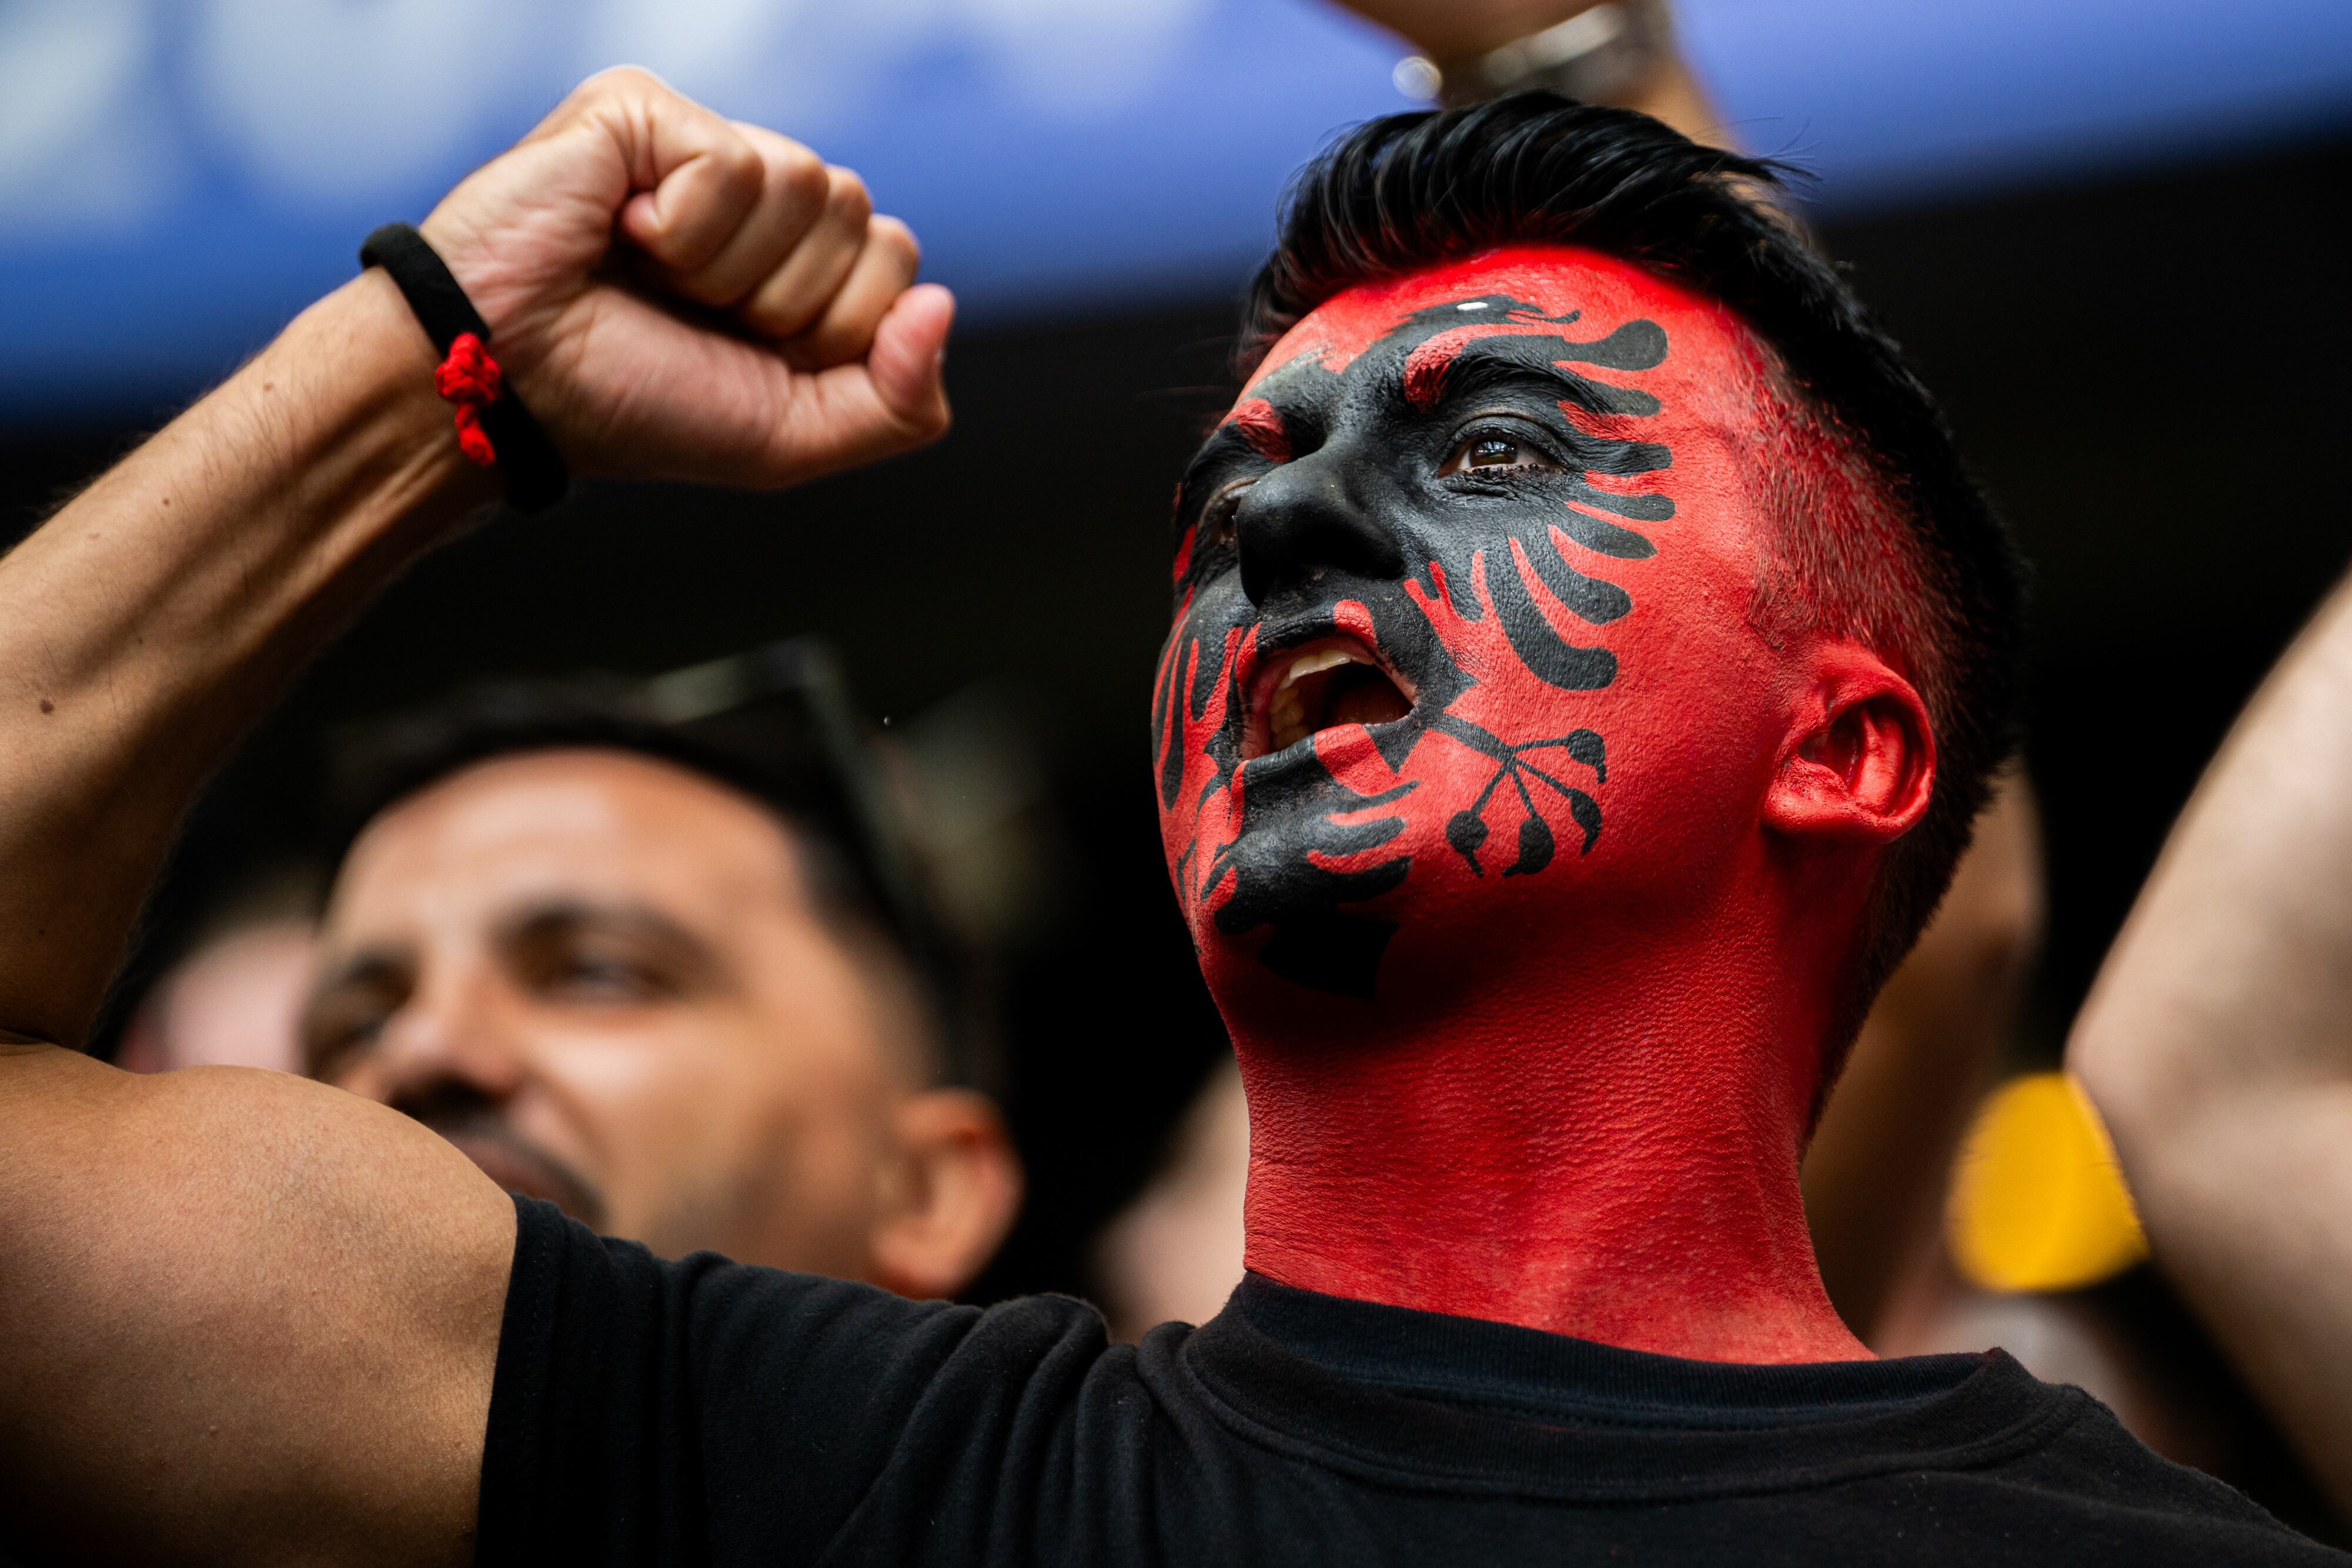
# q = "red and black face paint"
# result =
<box><xmin>1152</xmin><ymin>249</ymin><xmax>1921</xmax><ymax>1360</ymax></box>
<box><xmin>1154</xmin><ymin>250</ymin><xmax>1726</xmax><ymax>1005</ymax></box>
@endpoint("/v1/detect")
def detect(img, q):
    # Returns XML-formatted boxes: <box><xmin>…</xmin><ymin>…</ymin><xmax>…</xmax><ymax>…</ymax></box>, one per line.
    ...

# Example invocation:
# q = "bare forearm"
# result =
<box><xmin>2075</xmin><ymin>571</ymin><xmax>2352</xmax><ymax>1126</ymax></box>
<box><xmin>0</xmin><ymin>272</ymin><xmax>483</xmax><ymax>1045</ymax></box>
<box><xmin>2119</xmin><ymin>1088</ymin><xmax>2352</xmax><ymax>1516</ymax></box>
<box><xmin>2072</xmin><ymin>570</ymin><xmax>2352</xmax><ymax>1513</ymax></box>
<box><xmin>0</xmin><ymin>274</ymin><xmax>500</xmax><ymax>1565</ymax></box>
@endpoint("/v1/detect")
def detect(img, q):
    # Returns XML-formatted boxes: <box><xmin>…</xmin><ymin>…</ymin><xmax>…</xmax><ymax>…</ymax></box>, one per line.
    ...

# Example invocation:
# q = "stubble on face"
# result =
<box><xmin>309</xmin><ymin>750</ymin><xmax>924</xmax><ymax>1273</ymax></box>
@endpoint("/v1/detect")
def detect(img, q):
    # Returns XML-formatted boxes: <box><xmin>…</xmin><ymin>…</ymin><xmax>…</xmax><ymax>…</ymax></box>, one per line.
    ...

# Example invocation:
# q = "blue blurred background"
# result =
<box><xmin>4</xmin><ymin>0</ymin><xmax>2348</xmax><ymax>423</ymax></box>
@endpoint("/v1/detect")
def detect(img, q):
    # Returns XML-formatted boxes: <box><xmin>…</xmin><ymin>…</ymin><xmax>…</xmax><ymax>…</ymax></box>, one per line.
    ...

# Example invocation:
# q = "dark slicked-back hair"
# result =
<box><xmin>1238</xmin><ymin>94</ymin><xmax>2026</xmax><ymax>1071</ymax></box>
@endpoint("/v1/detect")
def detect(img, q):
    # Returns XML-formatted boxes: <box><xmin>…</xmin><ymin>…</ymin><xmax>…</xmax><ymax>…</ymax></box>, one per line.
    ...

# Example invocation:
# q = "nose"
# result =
<box><xmin>1235</xmin><ymin>444</ymin><xmax>1406</xmax><ymax>606</ymax></box>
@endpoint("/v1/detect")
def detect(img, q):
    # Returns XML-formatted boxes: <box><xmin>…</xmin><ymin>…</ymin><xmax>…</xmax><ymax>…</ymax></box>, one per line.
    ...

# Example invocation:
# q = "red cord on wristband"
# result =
<box><xmin>432</xmin><ymin>333</ymin><xmax>503</xmax><ymax>467</ymax></box>
<box><xmin>362</xmin><ymin>224</ymin><xmax>565</xmax><ymax>508</ymax></box>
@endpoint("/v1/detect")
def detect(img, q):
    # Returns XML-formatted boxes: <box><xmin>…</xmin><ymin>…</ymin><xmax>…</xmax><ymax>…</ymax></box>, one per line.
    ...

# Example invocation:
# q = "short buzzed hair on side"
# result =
<box><xmin>1238</xmin><ymin>93</ymin><xmax>2027</xmax><ymax>1054</ymax></box>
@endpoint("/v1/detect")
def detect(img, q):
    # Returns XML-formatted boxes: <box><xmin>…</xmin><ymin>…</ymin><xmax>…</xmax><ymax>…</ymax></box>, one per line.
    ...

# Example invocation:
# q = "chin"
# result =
<box><xmin>1185</xmin><ymin>781</ymin><xmax>1605</xmax><ymax>1030</ymax></box>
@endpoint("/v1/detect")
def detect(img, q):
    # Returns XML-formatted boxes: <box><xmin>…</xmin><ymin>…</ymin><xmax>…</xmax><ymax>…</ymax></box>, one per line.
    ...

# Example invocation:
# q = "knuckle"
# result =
<box><xmin>717</xmin><ymin>141</ymin><xmax>766</xmax><ymax>202</ymax></box>
<box><xmin>776</xmin><ymin>147</ymin><xmax>828</xmax><ymax>209</ymax></box>
<box><xmin>825</xmin><ymin>168</ymin><xmax>873</xmax><ymax>223</ymax></box>
<box><xmin>870</xmin><ymin>215</ymin><xmax>919</xmax><ymax>265</ymax></box>
<box><xmin>584</xmin><ymin>63</ymin><xmax>662</xmax><ymax>100</ymax></box>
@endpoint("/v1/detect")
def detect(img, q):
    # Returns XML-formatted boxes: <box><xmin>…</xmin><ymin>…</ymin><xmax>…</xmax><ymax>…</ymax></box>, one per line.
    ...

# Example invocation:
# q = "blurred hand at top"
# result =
<box><xmin>1338</xmin><ymin>0</ymin><xmax>1615</xmax><ymax>61</ymax></box>
<box><xmin>417</xmin><ymin>66</ymin><xmax>953</xmax><ymax>490</ymax></box>
<box><xmin>1329</xmin><ymin>0</ymin><xmax>1732</xmax><ymax>149</ymax></box>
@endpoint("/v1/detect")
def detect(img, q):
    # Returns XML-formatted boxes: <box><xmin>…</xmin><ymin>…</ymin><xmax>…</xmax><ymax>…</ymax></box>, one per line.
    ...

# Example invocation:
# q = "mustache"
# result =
<box><xmin>407</xmin><ymin>1102</ymin><xmax>608</xmax><ymax>1230</ymax></box>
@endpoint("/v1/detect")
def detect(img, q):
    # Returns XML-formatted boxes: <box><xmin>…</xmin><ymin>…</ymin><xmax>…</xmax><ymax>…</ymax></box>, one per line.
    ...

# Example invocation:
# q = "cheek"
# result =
<box><xmin>1568</xmin><ymin>606</ymin><xmax>1781</xmax><ymax>875</ymax></box>
<box><xmin>537</xmin><ymin>1008</ymin><xmax>880</xmax><ymax>1208</ymax></box>
<box><xmin>1152</xmin><ymin>605</ymin><xmax>1252</xmax><ymax>902</ymax></box>
<box><xmin>1361</xmin><ymin>544</ymin><xmax>1776</xmax><ymax>898</ymax></box>
<box><xmin>519</xmin><ymin>1019</ymin><xmax>762</xmax><ymax>1168</ymax></box>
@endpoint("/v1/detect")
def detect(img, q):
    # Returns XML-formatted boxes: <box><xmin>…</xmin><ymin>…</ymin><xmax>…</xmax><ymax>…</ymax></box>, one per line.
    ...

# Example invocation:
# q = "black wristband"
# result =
<box><xmin>359</xmin><ymin>222</ymin><xmax>569</xmax><ymax>512</ymax></box>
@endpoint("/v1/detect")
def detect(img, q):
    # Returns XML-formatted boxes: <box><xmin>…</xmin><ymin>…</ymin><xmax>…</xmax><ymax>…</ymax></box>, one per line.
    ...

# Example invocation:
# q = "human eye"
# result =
<box><xmin>1438</xmin><ymin>420</ymin><xmax>1563</xmax><ymax>478</ymax></box>
<box><xmin>542</xmin><ymin>944</ymin><xmax>669</xmax><ymax>1002</ymax></box>
<box><xmin>1197</xmin><ymin>476</ymin><xmax>1259</xmax><ymax>556</ymax></box>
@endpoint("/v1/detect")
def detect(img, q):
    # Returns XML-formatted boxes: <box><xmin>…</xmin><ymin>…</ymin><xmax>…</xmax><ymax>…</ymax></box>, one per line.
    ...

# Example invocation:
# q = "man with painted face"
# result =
<box><xmin>1</xmin><ymin>79</ymin><xmax>2342</xmax><ymax>1567</ymax></box>
<box><xmin>1151</xmin><ymin>153</ymin><xmax>2000</xmax><ymax>1363</ymax></box>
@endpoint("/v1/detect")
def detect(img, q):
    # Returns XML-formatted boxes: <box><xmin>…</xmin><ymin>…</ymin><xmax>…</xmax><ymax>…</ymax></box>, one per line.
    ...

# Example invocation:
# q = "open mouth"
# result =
<box><xmin>1244</xmin><ymin>635</ymin><xmax>1415</xmax><ymax>761</ymax></box>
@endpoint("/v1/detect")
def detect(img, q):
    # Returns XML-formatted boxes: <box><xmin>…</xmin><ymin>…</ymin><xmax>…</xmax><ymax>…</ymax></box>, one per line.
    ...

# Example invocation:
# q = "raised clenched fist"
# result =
<box><xmin>416</xmin><ymin>67</ymin><xmax>953</xmax><ymax>489</ymax></box>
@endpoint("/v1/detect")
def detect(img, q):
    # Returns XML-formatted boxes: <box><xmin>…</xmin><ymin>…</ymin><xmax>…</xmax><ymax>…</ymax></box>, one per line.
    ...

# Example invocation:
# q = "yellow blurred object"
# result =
<box><xmin>1948</xmin><ymin>1072</ymin><xmax>2148</xmax><ymax>1293</ymax></box>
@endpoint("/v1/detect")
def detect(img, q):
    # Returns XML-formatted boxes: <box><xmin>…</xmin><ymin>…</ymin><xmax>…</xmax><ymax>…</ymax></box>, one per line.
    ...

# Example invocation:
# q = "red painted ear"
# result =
<box><xmin>1764</xmin><ymin>645</ymin><xmax>1935</xmax><ymax>844</ymax></box>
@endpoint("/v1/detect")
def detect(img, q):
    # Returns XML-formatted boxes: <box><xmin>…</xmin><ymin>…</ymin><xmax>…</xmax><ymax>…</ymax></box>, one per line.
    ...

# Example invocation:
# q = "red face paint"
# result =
<box><xmin>1151</xmin><ymin>247</ymin><xmax>1892</xmax><ymax>1363</ymax></box>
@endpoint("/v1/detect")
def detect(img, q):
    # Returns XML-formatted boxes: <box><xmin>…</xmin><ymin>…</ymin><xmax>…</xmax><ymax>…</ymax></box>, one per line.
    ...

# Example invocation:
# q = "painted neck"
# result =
<box><xmin>1232</xmin><ymin>898</ymin><xmax>1869</xmax><ymax>1365</ymax></box>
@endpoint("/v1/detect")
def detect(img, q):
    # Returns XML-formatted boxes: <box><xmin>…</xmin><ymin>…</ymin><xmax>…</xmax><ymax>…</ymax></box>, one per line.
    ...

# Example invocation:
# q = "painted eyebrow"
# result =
<box><xmin>1411</xmin><ymin>337</ymin><xmax>1656</xmax><ymax>419</ymax></box>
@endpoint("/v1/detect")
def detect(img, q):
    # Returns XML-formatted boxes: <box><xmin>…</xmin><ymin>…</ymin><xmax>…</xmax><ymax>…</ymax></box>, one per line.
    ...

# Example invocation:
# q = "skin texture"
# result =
<box><xmin>310</xmin><ymin>749</ymin><xmax>1019</xmax><ymax>1298</ymax></box>
<box><xmin>0</xmin><ymin>70</ymin><xmax>948</xmax><ymax>1566</ymax></box>
<box><xmin>1154</xmin><ymin>247</ymin><xmax>1933</xmax><ymax>1363</ymax></box>
<box><xmin>1802</xmin><ymin>767</ymin><xmax>2044</xmax><ymax>1340</ymax></box>
<box><xmin>2070</xmin><ymin>567</ymin><xmax>2352</xmax><ymax>1519</ymax></box>
<box><xmin>1096</xmin><ymin>770</ymin><xmax>2042</xmax><ymax>1350</ymax></box>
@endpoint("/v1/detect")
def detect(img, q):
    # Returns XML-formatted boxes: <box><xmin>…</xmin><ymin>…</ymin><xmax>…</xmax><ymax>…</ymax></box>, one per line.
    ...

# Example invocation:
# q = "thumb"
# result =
<box><xmin>865</xmin><ymin>283</ymin><xmax>955</xmax><ymax>433</ymax></box>
<box><xmin>763</xmin><ymin>283</ymin><xmax>956</xmax><ymax>483</ymax></box>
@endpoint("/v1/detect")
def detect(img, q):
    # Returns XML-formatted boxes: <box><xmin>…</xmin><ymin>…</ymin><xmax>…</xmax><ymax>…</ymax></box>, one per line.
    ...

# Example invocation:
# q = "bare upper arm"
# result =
<box><xmin>0</xmin><ymin>1044</ymin><xmax>513</xmax><ymax>1567</ymax></box>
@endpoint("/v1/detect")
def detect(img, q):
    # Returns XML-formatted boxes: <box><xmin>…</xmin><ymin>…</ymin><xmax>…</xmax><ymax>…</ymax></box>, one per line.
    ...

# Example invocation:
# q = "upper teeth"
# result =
<box><xmin>1280</xmin><ymin>647</ymin><xmax>1361</xmax><ymax>687</ymax></box>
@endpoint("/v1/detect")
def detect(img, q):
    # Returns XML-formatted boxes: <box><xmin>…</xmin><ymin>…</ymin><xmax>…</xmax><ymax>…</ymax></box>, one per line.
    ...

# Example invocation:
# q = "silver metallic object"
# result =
<box><xmin>1418</xmin><ymin>0</ymin><xmax>1674</xmax><ymax>109</ymax></box>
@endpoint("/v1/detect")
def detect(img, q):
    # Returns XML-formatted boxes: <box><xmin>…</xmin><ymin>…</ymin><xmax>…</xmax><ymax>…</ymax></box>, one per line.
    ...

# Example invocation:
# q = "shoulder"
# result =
<box><xmin>1990</xmin><ymin>1389</ymin><xmax>2346</xmax><ymax>1562</ymax></box>
<box><xmin>684</xmin><ymin>1257</ymin><xmax>1124</xmax><ymax>1410</ymax></box>
<box><xmin>487</xmin><ymin>1199</ymin><xmax>1148</xmax><ymax>1562</ymax></box>
<box><xmin>506</xmin><ymin>1196</ymin><xmax>1122</xmax><ymax>1409</ymax></box>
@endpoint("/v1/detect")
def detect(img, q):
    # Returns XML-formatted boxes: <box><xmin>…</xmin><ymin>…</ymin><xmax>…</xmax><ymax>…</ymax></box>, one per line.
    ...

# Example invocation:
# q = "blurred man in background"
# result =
<box><xmin>303</xmin><ymin>650</ymin><xmax>1023</xmax><ymax>1296</ymax></box>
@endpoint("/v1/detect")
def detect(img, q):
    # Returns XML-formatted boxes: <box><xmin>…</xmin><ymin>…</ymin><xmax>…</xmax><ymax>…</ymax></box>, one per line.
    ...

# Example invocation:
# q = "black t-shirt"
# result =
<box><xmin>479</xmin><ymin>1197</ymin><xmax>2344</xmax><ymax>1565</ymax></box>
